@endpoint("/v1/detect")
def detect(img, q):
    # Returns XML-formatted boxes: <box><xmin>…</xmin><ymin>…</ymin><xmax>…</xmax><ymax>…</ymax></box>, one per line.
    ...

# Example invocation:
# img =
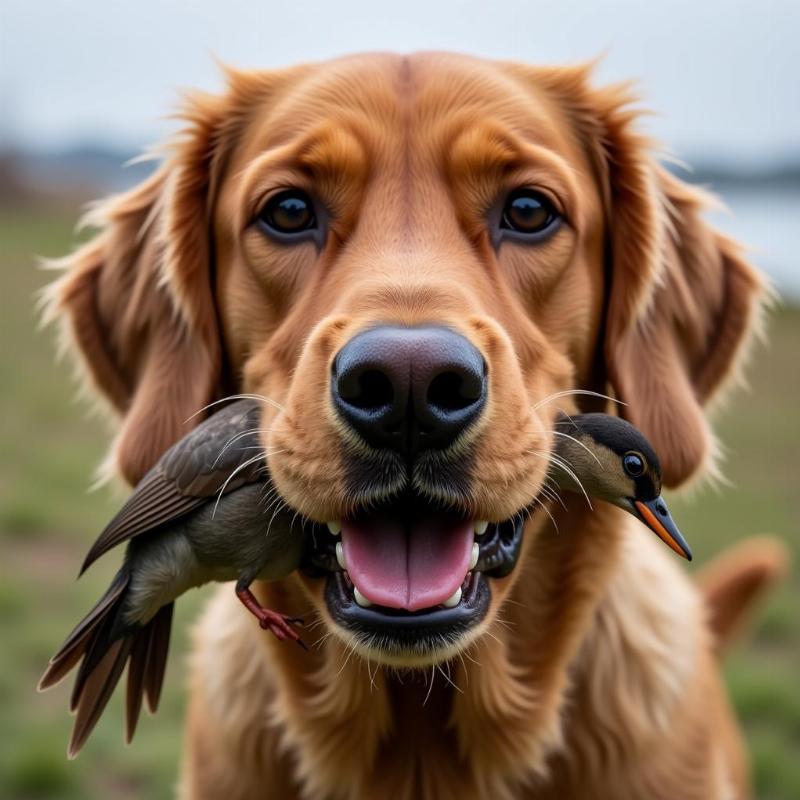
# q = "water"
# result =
<box><xmin>705</xmin><ymin>185</ymin><xmax>800</xmax><ymax>301</ymax></box>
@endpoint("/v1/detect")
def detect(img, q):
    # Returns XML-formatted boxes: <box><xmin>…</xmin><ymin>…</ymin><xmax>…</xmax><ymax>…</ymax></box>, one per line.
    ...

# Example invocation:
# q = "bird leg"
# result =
<box><xmin>235</xmin><ymin>582</ymin><xmax>306</xmax><ymax>649</ymax></box>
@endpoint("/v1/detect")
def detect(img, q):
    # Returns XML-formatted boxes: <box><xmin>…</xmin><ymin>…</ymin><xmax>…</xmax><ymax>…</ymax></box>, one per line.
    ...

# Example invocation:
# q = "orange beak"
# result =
<box><xmin>633</xmin><ymin>498</ymin><xmax>693</xmax><ymax>561</ymax></box>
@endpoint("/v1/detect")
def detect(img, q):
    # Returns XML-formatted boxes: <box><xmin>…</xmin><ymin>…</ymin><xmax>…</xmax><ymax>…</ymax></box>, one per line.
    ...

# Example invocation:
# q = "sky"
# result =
<box><xmin>2</xmin><ymin>0</ymin><xmax>799</xmax><ymax>165</ymax></box>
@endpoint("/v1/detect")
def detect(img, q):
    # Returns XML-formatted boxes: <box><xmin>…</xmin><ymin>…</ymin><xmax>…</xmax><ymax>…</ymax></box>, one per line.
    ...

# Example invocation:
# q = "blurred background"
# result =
<box><xmin>1</xmin><ymin>1</ymin><xmax>798</xmax><ymax>797</ymax></box>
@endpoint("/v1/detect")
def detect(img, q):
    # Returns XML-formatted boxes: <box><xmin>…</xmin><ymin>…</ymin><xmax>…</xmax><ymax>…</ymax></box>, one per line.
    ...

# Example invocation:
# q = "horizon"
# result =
<box><xmin>2</xmin><ymin>0</ymin><xmax>798</xmax><ymax>165</ymax></box>
<box><xmin>2</xmin><ymin>1</ymin><xmax>798</xmax><ymax>297</ymax></box>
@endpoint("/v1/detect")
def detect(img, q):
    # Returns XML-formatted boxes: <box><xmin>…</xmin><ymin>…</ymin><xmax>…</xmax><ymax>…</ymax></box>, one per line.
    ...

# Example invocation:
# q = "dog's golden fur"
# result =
<box><xmin>47</xmin><ymin>53</ymin><xmax>784</xmax><ymax>798</ymax></box>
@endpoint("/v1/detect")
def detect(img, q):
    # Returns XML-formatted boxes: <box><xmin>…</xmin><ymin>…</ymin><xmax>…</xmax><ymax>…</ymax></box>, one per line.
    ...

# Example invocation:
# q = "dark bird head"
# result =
<box><xmin>552</xmin><ymin>413</ymin><xmax>693</xmax><ymax>561</ymax></box>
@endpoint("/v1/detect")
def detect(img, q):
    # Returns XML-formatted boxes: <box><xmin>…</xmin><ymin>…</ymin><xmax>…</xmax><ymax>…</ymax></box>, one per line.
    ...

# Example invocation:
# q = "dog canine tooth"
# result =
<box><xmin>443</xmin><ymin>587</ymin><xmax>462</xmax><ymax>608</ymax></box>
<box><xmin>335</xmin><ymin>541</ymin><xmax>346</xmax><ymax>569</ymax></box>
<box><xmin>327</xmin><ymin>521</ymin><xmax>341</xmax><ymax>536</ymax></box>
<box><xmin>353</xmin><ymin>587</ymin><xmax>372</xmax><ymax>607</ymax></box>
<box><xmin>469</xmin><ymin>542</ymin><xmax>479</xmax><ymax>570</ymax></box>
<box><xmin>474</xmin><ymin>520</ymin><xmax>489</xmax><ymax>536</ymax></box>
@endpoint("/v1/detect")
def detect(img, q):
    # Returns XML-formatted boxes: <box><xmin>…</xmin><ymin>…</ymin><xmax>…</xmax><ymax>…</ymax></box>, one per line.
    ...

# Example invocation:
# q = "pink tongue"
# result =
<box><xmin>341</xmin><ymin>516</ymin><xmax>474</xmax><ymax>611</ymax></box>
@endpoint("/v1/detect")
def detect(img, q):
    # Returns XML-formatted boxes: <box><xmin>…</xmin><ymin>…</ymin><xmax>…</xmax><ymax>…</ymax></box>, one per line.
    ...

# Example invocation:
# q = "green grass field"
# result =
<box><xmin>1</xmin><ymin>207</ymin><xmax>798</xmax><ymax>799</ymax></box>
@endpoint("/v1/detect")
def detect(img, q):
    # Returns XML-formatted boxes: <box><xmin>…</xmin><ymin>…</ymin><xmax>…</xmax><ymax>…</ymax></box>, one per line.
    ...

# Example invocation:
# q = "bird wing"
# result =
<box><xmin>80</xmin><ymin>399</ymin><xmax>267</xmax><ymax>573</ymax></box>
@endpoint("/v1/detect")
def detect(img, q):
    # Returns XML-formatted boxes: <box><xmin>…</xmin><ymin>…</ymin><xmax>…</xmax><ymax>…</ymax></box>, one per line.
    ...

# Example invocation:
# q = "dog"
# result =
<box><xmin>46</xmin><ymin>52</ymin><xmax>784</xmax><ymax>799</ymax></box>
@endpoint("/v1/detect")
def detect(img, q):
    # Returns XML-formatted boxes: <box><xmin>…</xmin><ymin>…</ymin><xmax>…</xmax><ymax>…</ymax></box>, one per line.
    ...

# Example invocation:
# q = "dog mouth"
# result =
<box><xmin>302</xmin><ymin>493</ymin><xmax>525</xmax><ymax>660</ymax></box>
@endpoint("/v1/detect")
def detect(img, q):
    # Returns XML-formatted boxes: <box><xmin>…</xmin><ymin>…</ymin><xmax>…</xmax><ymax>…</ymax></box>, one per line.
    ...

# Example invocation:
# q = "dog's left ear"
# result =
<box><xmin>547</xmin><ymin>69</ymin><xmax>765</xmax><ymax>487</ymax></box>
<box><xmin>41</xmin><ymin>82</ymin><xmax>248</xmax><ymax>485</ymax></box>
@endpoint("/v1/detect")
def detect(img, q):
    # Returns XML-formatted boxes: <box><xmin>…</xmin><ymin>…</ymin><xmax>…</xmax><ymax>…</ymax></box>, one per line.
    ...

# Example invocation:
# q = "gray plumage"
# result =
<box><xmin>39</xmin><ymin>399</ymin><xmax>304</xmax><ymax>757</ymax></box>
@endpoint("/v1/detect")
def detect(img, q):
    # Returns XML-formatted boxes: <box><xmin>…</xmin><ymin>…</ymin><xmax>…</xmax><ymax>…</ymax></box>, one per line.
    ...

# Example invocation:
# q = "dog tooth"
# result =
<box><xmin>354</xmin><ymin>587</ymin><xmax>372</xmax><ymax>608</ymax></box>
<box><xmin>469</xmin><ymin>542</ymin><xmax>479</xmax><ymax>570</ymax></box>
<box><xmin>327</xmin><ymin>521</ymin><xmax>342</xmax><ymax>536</ymax></box>
<box><xmin>474</xmin><ymin>521</ymin><xmax>489</xmax><ymax>536</ymax></box>
<box><xmin>335</xmin><ymin>541</ymin><xmax>346</xmax><ymax>569</ymax></box>
<box><xmin>443</xmin><ymin>587</ymin><xmax>462</xmax><ymax>608</ymax></box>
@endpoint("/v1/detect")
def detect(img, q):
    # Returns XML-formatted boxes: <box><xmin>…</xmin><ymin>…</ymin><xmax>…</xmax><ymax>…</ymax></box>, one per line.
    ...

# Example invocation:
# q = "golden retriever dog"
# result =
<box><xmin>47</xmin><ymin>52</ymin><xmax>784</xmax><ymax>799</ymax></box>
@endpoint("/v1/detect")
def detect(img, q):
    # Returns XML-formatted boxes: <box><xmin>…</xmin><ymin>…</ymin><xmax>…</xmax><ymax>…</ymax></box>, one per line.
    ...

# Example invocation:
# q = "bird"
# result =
<box><xmin>38</xmin><ymin>398</ymin><xmax>307</xmax><ymax>758</ymax></box>
<box><xmin>40</xmin><ymin>403</ymin><xmax>690</xmax><ymax>758</ymax></box>
<box><xmin>550</xmin><ymin>412</ymin><xmax>693</xmax><ymax>561</ymax></box>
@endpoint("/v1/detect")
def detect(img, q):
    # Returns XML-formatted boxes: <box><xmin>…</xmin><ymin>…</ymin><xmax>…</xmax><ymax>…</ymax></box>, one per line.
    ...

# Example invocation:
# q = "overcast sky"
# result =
<box><xmin>1</xmin><ymin>0</ymin><xmax>798</xmax><ymax>163</ymax></box>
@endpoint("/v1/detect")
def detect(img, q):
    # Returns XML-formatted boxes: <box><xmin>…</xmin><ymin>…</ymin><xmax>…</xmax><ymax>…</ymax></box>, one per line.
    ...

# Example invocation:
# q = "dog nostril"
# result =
<box><xmin>332</xmin><ymin>325</ymin><xmax>487</xmax><ymax>455</ymax></box>
<box><xmin>426</xmin><ymin>371</ymin><xmax>477</xmax><ymax>412</ymax></box>
<box><xmin>341</xmin><ymin>369</ymin><xmax>394</xmax><ymax>411</ymax></box>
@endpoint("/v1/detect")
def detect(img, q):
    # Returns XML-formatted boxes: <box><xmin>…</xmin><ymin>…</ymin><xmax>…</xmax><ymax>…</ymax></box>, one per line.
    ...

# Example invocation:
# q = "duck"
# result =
<box><xmin>551</xmin><ymin>412</ymin><xmax>692</xmax><ymax>561</ymax></box>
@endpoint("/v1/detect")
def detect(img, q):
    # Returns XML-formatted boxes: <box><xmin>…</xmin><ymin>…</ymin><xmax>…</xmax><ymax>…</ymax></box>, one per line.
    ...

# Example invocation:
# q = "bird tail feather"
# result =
<box><xmin>38</xmin><ymin>570</ymin><xmax>174</xmax><ymax>757</ymax></box>
<box><xmin>124</xmin><ymin>602</ymin><xmax>173</xmax><ymax>743</ymax></box>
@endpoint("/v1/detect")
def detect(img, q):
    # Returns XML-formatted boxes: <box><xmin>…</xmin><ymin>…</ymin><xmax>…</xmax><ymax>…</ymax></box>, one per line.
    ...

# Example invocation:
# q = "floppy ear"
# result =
<box><xmin>44</xmin><ymin>93</ymin><xmax>231</xmax><ymax>485</ymax></box>
<box><xmin>538</xmin><ymin>68</ymin><xmax>765</xmax><ymax>487</ymax></box>
<box><xmin>604</xmin><ymin>156</ymin><xmax>764</xmax><ymax>487</ymax></box>
<box><xmin>536</xmin><ymin>69</ymin><xmax>765</xmax><ymax>486</ymax></box>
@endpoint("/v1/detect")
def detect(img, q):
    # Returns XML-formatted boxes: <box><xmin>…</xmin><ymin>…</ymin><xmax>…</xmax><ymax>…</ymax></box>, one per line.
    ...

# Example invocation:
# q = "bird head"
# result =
<box><xmin>553</xmin><ymin>413</ymin><xmax>693</xmax><ymax>561</ymax></box>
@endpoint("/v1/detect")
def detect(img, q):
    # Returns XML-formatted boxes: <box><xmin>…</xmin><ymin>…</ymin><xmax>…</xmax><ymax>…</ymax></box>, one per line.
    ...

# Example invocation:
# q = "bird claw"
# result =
<box><xmin>257</xmin><ymin>611</ymin><xmax>304</xmax><ymax>642</ymax></box>
<box><xmin>235</xmin><ymin>588</ymin><xmax>307</xmax><ymax>650</ymax></box>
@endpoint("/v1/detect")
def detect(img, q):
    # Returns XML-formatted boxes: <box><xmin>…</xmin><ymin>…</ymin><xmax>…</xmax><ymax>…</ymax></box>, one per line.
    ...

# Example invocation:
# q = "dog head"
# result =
<box><xmin>49</xmin><ymin>53</ymin><xmax>762</xmax><ymax>667</ymax></box>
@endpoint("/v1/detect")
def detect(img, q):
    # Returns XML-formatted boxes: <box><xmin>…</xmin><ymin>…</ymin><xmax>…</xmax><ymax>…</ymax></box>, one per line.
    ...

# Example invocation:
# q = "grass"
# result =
<box><xmin>1</xmin><ymin>206</ymin><xmax>798</xmax><ymax>798</ymax></box>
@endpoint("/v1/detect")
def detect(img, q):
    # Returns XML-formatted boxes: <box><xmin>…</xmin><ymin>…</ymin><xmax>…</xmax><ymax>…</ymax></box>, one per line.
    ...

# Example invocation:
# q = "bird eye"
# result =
<box><xmin>500</xmin><ymin>189</ymin><xmax>561</xmax><ymax>238</ymax></box>
<box><xmin>623</xmin><ymin>452</ymin><xmax>646</xmax><ymax>477</ymax></box>
<box><xmin>256</xmin><ymin>190</ymin><xmax>317</xmax><ymax>237</ymax></box>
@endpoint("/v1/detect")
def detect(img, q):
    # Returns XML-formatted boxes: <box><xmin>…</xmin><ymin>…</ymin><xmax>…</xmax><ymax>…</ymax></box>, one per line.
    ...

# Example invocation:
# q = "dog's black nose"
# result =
<box><xmin>332</xmin><ymin>325</ymin><xmax>487</xmax><ymax>457</ymax></box>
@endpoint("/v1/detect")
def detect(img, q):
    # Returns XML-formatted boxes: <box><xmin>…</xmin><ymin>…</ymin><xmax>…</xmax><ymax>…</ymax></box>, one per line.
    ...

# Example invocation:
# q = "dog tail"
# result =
<box><xmin>695</xmin><ymin>536</ymin><xmax>789</xmax><ymax>655</ymax></box>
<box><xmin>38</xmin><ymin>568</ymin><xmax>174</xmax><ymax>757</ymax></box>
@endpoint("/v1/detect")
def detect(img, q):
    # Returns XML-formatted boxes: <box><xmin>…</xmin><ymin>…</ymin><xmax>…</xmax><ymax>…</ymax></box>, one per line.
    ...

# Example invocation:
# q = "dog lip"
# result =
<box><xmin>473</xmin><ymin>516</ymin><xmax>525</xmax><ymax>577</ymax></box>
<box><xmin>325</xmin><ymin>570</ymin><xmax>489</xmax><ymax>640</ymax></box>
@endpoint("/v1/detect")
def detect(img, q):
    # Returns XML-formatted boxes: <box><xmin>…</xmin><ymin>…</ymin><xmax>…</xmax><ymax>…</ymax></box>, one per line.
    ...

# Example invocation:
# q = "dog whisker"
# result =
<box><xmin>258</xmin><ymin>492</ymin><xmax>278</xmax><ymax>514</ymax></box>
<box><xmin>211</xmin><ymin>452</ymin><xmax>269</xmax><ymax>519</ymax></box>
<box><xmin>423</xmin><ymin>665</ymin><xmax>437</xmax><ymax>706</ymax></box>
<box><xmin>367</xmin><ymin>657</ymin><xmax>378</xmax><ymax>691</ymax></box>
<box><xmin>261</xmin><ymin>486</ymin><xmax>285</xmax><ymax>515</ymax></box>
<box><xmin>493</xmin><ymin>615</ymin><xmax>515</xmax><ymax>634</ymax></box>
<box><xmin>211</xmin><ymin>427</ymin><xmax>277</xmax><ymax>467</ymax></box>
<box><xmin>482</xmin><ymin>629</ymin><xmax>506</xmax><ymax>651</ymax></box>
<box><xmin>311</xmin><ymin>631</ymin><xmax>333</xmax><ymax>651</ymax></box>
<box><xmin>539</xmin><ymin>481</ymin><xmax>568</xmax><ymax>511</ymax></box>
<box><xmin>528</xmin><ymin>450</ymin><xmax>593</xmax><ymax>511</ymax></box>
<box><xmin>549</xmin><ymin>429</ymin><xmax>602</xmax><ymax>466</ymax></box>
<box><xmin>185</xmin><ymin>393</ymin><xmax>286</xmax><ymax>423</ymax></box>
<box><xmin>461</xmin><ymin>644</ymin><xmax>482</xmax><ymax>669</ymax></box>
<box><xmin>258</xmin><ymin>484</ymin><xmax>280</xmax><ymax>507</ymax></box>
<box><xmin>210</xmin><ymin>448</ymin><xmax>285</xmax><ymax>520</ymax></box>
<box><xmin>531</xmin><ymin>389</ymin><xmax>625</xmax><ymax>412</ymax></box>
<box><xmin>436</xmin><ymin>662</ymin><xmax>463</xmax><ymax>694</ymax></box>
<box><xmin>542</xmin><ymin>477</ymin><xmax>568</xmax><ymax>510</ymax></box>
<box><xmin>336</xmin><ymin>633</ymin><xmax>362</xmax><ymax>677</ymax></box>
<box><xmin>265</xmin><ymin>493</ymin><xmax>292</xmax><ymax>541</ymax></box>
<box><xmin>526</xmin><ymin>491</ymin><xmax>559</xmax><ymax>534</ymax></box>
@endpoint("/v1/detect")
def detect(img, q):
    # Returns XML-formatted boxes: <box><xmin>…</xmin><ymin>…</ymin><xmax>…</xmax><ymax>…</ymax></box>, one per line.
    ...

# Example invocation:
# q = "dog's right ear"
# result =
<box><xmin>43</xmin><ymin>72</ymin><xmax>275</xmax><ymax>485</ymax></box>
<box><xmin>527</xmin><ymin>63</ymin><xmax>764</xmax><ymax>487</ymax></box>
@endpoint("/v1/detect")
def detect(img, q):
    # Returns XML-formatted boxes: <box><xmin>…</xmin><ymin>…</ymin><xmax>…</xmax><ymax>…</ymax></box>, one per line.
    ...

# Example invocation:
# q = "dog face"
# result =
<box><xmin>50</xmin><ymin>53</ymin><xmax>762</xmax><ymax>668</ymax></box>
<box><xmin>213</xmin><ymin>54</ymin><xmax>603</xmax><ymax>663</ymax></box>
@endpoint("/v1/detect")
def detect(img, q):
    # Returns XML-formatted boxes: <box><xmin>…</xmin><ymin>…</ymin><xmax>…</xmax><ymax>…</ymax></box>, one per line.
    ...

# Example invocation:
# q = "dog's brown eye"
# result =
<box><xmin>501</xmin><ymin>189</ymin><xmax>559</xmax><ymax>236</ymax></box>
<box><xmin>258</xmin><ymin>190</ymin><xmax>316</xmax><ymax>236</ymax></box>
